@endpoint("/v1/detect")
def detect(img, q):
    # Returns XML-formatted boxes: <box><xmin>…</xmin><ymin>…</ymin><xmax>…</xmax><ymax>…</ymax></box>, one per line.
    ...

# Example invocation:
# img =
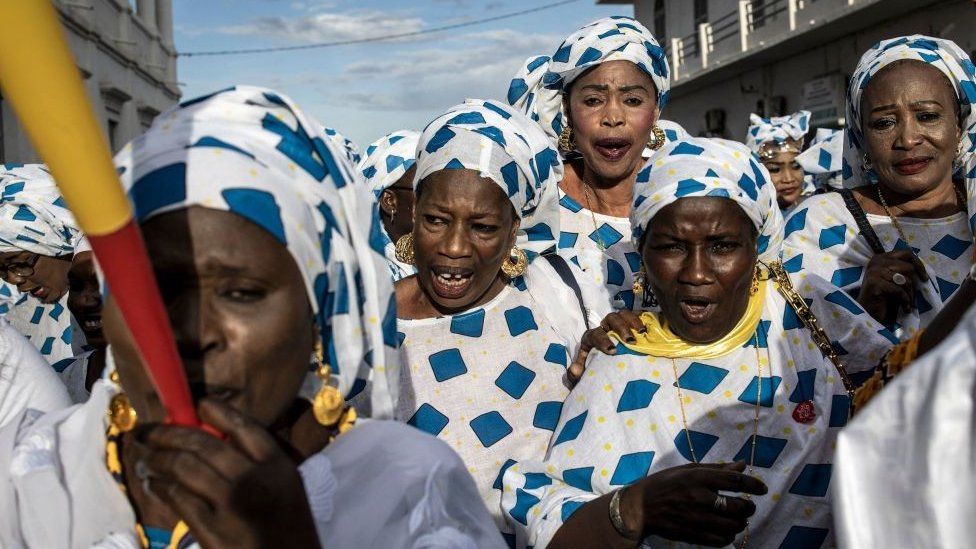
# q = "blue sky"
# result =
<box><xmin>173</xmin><ymin>0</ymin><xmax>632</xmax><ymax>148</ymax></box>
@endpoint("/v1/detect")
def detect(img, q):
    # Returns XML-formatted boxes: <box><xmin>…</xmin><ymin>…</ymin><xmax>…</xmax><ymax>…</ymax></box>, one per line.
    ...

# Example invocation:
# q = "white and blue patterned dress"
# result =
<box><xmin>0</xmin><ymin>281</ymin><xmax>73</xmax><ymax>369</ymax></box>
<box><xmin>396</xmin><ymin>285</ymin><xmax>576</xmax><ymax>535</ymax></box>
<box><xmin>557</xmin><ymin>190</ymin><xmax>642</xmax><ymax>311</ymax></box>
<box><xmin>782</xmin><ymin>192</ymin><xmax>972</xmax><ymax>338</ymax></box>
<box><xmin>501</xmin><ymin>275</ymin><xmax>896</xmax><ymax>548</ymax></box>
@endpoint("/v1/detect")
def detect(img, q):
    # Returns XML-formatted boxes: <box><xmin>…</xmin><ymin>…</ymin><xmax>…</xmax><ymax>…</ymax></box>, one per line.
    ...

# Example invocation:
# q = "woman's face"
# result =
<box><xmin>761</xmin><ymin>146</ymin><xmax>803</xmax><ymax>209</ymax></box>
<box><xmin>861</xmin><ymin>60</ymin><xmax>961</xmax><ymax>196</ymax></box>
<box><xmin>379</xmin><ymin>165</ymin><xmax>417</xmax><ymax>242</ymax></box>
<box><xmin>104</xmin><ymin>207</ymin><xmax>315</xmax><ymax>427</ymax></box>
<box><xmin>67</xmin><ymin>251</ymin><xmax>105</xmax><ymax>348</ymax></box>
<box><xmin>642</xmin><ymin>197</ymin><xmax>757</xmax><ymax>344</ymax></box>
<box><xmin>0</xmin><ymin>250</ymin><xmax>71</xmax><ymax>303</ymax></box>
<box><xmin>567</xmin><ymin>60</ymin><xmax>659</xmax><ymax>183</ymax></box>
<box><xmin>413</xmin><ymin>169</ymin><xmax>518</xmax><ymax>315</ymax></box>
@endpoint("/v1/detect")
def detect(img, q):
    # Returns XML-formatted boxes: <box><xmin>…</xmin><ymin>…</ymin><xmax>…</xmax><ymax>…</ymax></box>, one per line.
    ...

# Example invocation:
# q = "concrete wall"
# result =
<box><xmin>1</xmin><ymin>0</ymin><xmax>179</xmax><ymax>163</ymax></box>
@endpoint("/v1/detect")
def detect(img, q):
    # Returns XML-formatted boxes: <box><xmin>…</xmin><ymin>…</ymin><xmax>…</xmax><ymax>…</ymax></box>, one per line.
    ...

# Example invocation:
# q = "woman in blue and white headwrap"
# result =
<box><xmin>783</xmin><ymin>35</ymin><xmax>976</xmax><ymax>341</ymax></box>
<box><xmin>500</xmin><ymin>137</ymin><xmax>901</xmax><ymax>548</ymax></box>
<box><xmin>796</xmin><ymin>128</ymin><xmax>844</xmax><ymax>192</ymax></box>
<box><xmin>0</xmin><ymin>164</ymin><xmax>86</xmax><ymax>368</ymax></box>
<box><xmin>507</xmin><ymin>16</ymin><xmax>671</xmax><ymax>312</ymax></box>
<box><xmin>745</xmin><ymin>110</ymin><xmax>811</xmax><ymax>211</ymax></box>
<box><xmin>0</xmin><ymin>87</ymin><xmax>505</xmax><ymax>549</ymax></box>
<box><xmin>394</xmin><ymin>99</ymin><xmax>611</xmax><ymax>539</ymax></box>
<box><xmin>359</xmin><ymin>130</ymin><xmax>420</xmax><ymax>282</ymax></box>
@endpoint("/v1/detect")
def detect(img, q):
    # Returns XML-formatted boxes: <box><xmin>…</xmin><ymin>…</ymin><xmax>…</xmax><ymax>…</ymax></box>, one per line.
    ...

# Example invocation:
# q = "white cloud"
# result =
<box><xmin>217</xmin><ymin>9</ymin><xmax>424</xmax><ymax>43</ymax></box>
<box><xmin>326</xmin><ymin>29</ymin><xmax>560</xmax><ymax>112</ymax></box>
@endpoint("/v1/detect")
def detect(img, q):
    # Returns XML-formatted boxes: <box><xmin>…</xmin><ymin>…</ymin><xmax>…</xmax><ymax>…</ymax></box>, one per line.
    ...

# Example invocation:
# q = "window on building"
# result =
<box><xmin>693</xmin><ymin>0</ymin><xmax>708</xmax><ymax>26</ymax></box>
<box><xmin>654</xmin><ymin>0</ymin><xmax>666</xmax><ymax>39</ymax></box>
<box><xmin>751</xmin><ymin>0</ymin><xmax>766</xmax><ymax>29</ymax></box>
<box><xmin>107</xmin><ymin>119</ymin><xmax>119</xmax><ymax>151</ymax></box>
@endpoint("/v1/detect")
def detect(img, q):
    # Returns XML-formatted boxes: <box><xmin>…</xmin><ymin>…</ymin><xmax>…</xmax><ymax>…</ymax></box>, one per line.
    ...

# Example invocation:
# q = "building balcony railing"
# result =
<box><xmin>669</xmin><ymin>0</ymin><xmax>862</xmax><ymax>82</ymax></box>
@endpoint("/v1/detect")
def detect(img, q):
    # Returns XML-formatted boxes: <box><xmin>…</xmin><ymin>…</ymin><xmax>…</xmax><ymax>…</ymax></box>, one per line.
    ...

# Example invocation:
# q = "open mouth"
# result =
<box><xmin>430</xmin><ymin>265</ymin><xmax>475</xmax><ymax>299</ymax></box>
<box><xmin>80</xmin><ymin>316</ymin><xmax>103</xmax><ymax>333</ymax></box>
<box><xmin>678</xmin><ymin>296</ymin><xmax>717</xmax><ymax>324</ymax></box>
<box><xmin>594</xmin><ymin>137</ymin><xmax>633</xmax><ymax>162</ymax></box>
<box><xmin>893</xmin><ymin>156</ymin><xmax>932</xmax><ymax>176</ymax></box>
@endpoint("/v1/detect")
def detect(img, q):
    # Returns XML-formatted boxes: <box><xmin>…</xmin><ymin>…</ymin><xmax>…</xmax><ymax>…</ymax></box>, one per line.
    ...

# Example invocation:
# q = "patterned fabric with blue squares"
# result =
<box><xmin>745</xmin><ymin>110</ymin><xmax>811</xmax><ymax>153</ymax></box>
<box><xmin>507</xmin><ymin>16</ymin><xmax>670</xmax><ymax>154</ymax></box>
<box><xmin>0</xmin><ymin>281</ymin><xmax>73</xmax><ymax>368</ymax></box>
<box><xmin>500</xmin><ymin>273</ymin><xmax>893</xmax><ymax>548</ymax></box>
<box><xmin>359</xmin><ymin>130</ymin><xmax>420</xmax><ymax>282</ymax></box>
<box><xmin>114</xmin><ymin>86</ymin><xmax>399</xmax><ymax>418</ymax></box>
<box><xmin>782</xmin><ymin>193</ymin><xmax>972</xmax><ymax>339</ymax></box>
<box><xmin>323</xmin><ymin>126</ymin><xmax>362</xmax><ymax>166</ymax></box>
<box><xmin>797</xmin><ymin>128</ymin><xmax>844</xmax><ymax>192</ymax></box>
<box><xmin>397</xmin><ymin>286</ymin><xmax>575</xmax><ymax>534</ymax></box>
<box><xmin>557</xmin><ymin>190</ymin><xmax>643</xmax><ymax>311</ymax></box>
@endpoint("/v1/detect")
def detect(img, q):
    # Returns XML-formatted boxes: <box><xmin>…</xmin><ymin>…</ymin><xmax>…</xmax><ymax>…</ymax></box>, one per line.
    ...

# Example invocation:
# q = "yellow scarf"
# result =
<box><xmin>613</xmin><ymin>279</ymin><xmax>767</xmax><ymax>359</ymax></box>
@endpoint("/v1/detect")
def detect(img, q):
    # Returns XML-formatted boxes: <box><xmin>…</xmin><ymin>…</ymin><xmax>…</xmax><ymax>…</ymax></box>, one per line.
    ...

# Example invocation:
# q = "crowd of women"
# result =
<box><xmin>0</xmin><ymin>13</ymin><xmax>972</xmax><ymax>549</ymax></box>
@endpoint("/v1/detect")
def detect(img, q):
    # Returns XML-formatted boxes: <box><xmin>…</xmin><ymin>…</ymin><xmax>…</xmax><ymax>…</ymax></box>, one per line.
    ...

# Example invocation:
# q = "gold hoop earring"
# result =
<box><xmin>107</xmin><ymin>370</ymin><xmax>137</xmax><ymax>432</ymax></box>
<box><xmin>394</xmin><ymin>233</ymin><xmax>415</xmax><ymax>264</ymax></box>
<box><xmin>558</xmin><ymin>126</ymin><xmax>574</xmax><ymax>152</ymax></box>
<box><xmin>861</xmin><ymin>153</ymin><xmax>873</xmax><ymax>171</ymax></box>
<box><xmin>501</xmin><ymin>246</ymin><xmax>528</xmax><ymax>278</ymax></box>
<box><xmin>647</xmin><ymin>125</ymin><xmax>666</xmax><ymax>151</ymax></box>
<box><xmin>312</xmin><ymin>339</ymin><xmax>350</xmax><ymax>430</ymax></box>
<box><xmin>749</xmin><ymin>265</ymin><xmax>761</xmax><ymax>296</ymax></box>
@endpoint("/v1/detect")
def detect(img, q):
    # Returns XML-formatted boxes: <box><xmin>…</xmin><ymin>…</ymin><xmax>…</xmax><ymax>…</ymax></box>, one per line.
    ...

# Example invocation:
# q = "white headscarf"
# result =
<box><xmin>0</xmin><ymin>164</ymin><xmax>83</xmax><ymax>257</ymax></box>
<box><xmin>632</xmin><ymin>137</ymin><xmax>783</xmax><ymax>263</ymax></box>
<box><xmin>115</xmin><ymin>86</ymin><xmax>398</xmax><ymax>417</ymax></box>
<box><xmin>359</xmin><ymin>130</ymin><xmax>421</xmax><ymax>197</ymax></box>
<box><xmin>745</xmin><ymin>110</ymin><xmax>811</xmax><ymax>154</ymax></box>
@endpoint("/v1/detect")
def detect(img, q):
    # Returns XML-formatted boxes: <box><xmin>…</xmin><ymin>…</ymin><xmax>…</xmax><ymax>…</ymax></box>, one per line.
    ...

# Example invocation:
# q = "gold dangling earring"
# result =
<box><xmin>107</xmin><ymin>370</ymin><xmax>138</xmax><ymax>432</ymax></box>
<box><xmin>632</xmin><ymin>269</ymin><xmax>645</xmax><ymax>295</ymax></box>
<box><xmin>394</xmin><ymin>233</ymin><xmax>415</xmax><ymax>264</ymax></box>
<box><xmin>749</xmin><ymin>265</ymin><xmax>761</xmax><ymax>296</ymax></box>
<box><xmin>312</xmin><ymin>339</ymin><xmax>347</xmax><ymax>427</ymax></box>
<box><xmin>647</xmin><ymin>125</ymin><xmax>666</xmax><ymax>151</ymax></box>
<box><xmin>861</xmin><ymin>153</ymin><xmax>873</xmax><ymax>171</ymax></box>
<box><xmin>558</xmin><ymin>126</ymin><xmax>574</xmax><ymax>153</ymax></box>
<box><xmin>501</xmin><ymin>246</ymin><xmax>528</xmax><ymax>278</ymax></box>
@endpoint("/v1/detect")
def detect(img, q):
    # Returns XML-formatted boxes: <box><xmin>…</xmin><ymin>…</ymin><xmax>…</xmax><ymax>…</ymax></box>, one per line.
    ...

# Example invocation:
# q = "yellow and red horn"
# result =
<box><xmin>0</xmin><ymin>0</ymin><xmax>197</xmax><ymax>426</ymax></box>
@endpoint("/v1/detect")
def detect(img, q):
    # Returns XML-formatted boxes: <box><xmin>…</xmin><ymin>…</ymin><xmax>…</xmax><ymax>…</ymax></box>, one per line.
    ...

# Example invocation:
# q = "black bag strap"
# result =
<box><xmin>836</xmin><ymin>188</ymin><xmax>886</xmax><ymax>254</ymax></box>
<box><xmin>542</xmin><ymin>253</ymin><xmax>590</xmax><ymax>330</ymax></box>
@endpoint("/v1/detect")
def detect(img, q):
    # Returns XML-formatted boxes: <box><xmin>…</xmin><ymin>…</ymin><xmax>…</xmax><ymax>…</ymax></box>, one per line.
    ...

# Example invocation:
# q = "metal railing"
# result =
<box><xmin>668</xmin><ymin>0</ymin><xmax>861</xmax><ymax>81</ymax></box>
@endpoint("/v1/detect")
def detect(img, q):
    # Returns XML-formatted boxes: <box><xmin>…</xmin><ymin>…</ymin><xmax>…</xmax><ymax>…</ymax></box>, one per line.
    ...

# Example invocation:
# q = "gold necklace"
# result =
<box><xmin>580</xmin><ymin>182</ymin><xmax>607</xmax><ymax>250</ymax></box>
<box><xmin>876</xmin><ymin>183</ymin><xmax>967</xmax><ymax>248</ymax></box>
<box><xmin>670</xmin><ymin>343</ymin><xmax>764</xmax><ymax>549</ymax></box>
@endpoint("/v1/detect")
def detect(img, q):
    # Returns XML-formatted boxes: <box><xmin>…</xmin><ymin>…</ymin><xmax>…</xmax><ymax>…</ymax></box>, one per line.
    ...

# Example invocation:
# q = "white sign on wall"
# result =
<box><xmin>802</xmin><ymin>73</ymin><xmax>847</xmax><ymax>128</ymax></box>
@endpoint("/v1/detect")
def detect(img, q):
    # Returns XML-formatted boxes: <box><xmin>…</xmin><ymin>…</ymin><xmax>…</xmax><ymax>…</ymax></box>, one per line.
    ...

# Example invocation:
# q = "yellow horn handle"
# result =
<box><xmin>0</xmin><ymin>0</ymin><xmax>132</xmax><ymax>236</ymax></box>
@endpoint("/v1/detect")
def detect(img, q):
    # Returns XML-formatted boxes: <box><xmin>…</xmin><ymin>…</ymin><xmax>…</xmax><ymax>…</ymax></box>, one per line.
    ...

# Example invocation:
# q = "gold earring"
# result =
<box><xmin>632</xmin><ymin>269</ymin><xmax>645</xmax><ymax>295</ymax></box>
<box><xmin>647</xmin><ymin>125</ymin><xmax>666</xmax><ymax>151</ymax></box>
<box><xmin>394</xmin><ymin>233</ymin><xmax>415</xmax><ymax>264</ymax></box>
<box><xmin>501</xmin><ymin>246</ymin><xmax>528</xmax><ymax>278</ymax></box>
<box><xmin>312</xmin><ymin>339</ymin><xmax>346</xmax><ymax>427</ymax></box>
<box><xmin>107</xmin><ymin>370</ymin><xmax>138</xmax><ymax>432</ymax></box>
<box><xmin>861</xmin><ymin>152</ymin><xmax>873</xmax><ymax>171</ymax></box>
<box><xmin>749</xmin><ymin>265</ymin><xmax>761</xmax><ymax>296</ymax></box>
<box><xmin>558</xmin><ymin>126</ymin><xmax>574</xmax><ymax>152</ymax></box>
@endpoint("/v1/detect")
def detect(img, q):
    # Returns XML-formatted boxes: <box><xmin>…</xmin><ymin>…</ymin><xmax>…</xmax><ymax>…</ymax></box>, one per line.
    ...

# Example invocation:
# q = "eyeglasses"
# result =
<box><xmin>0</xmin><ymin>254</ymin><xmax>39</xmax><ymax>280</ymax></box>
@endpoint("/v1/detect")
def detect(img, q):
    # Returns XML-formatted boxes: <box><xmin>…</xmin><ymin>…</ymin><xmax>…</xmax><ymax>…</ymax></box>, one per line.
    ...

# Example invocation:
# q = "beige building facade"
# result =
<box><xmin>598</xmin><ymin>0</ymin><xmax>975</xmax><ymax>139</ymax></box>
<box><xmin>1</xmin><ymin>0</ymin><xmax>180</xmax><ymax>162</ymax></box>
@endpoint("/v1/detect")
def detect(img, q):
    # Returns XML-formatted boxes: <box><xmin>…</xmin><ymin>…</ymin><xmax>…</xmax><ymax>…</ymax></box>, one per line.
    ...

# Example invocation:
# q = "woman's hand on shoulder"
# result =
<box><xmin>569</xmin><ymin>311</ymin><xmax>645</xmax><ymax>385</ymax></box>
<box><xmin>138</xmin><ymin>398</ymin><xmax>320</xmax><ymax>549</ymax></box>
<box><xmin>619</xmin><ymin>461</ymin><xmax>766</xmax><ymax>546</ymax></box>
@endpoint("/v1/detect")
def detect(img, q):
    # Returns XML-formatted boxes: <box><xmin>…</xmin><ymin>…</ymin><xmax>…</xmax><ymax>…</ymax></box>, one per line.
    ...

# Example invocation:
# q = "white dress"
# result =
<box><xmin>0</xmin><ymin>316</ymin><xmax>70</xmax><ymax>427</ymax></box>
<box><xmin>782</xmin><ymin>192</ymin><xmax>972</xmax><ymax>339</ymax></box>
<box><xmin>557</xmin><ymin>190</ymin><xmax>643</xmax><ymax>311</ymax></box>
<box><xmin>396</xmin><ymin>259</ymin><xmax>611</xmax><ymax>538</ymax></box>
<box><xmin>0</xmin><ymin>281</ymin><xmax>74</xmax><ymax>368</ymax></box>
<box><xmin>834</xmin><ymin>300</ymin><xmax>976</xmax><ymax>549</ymax></box>
<box><xmin>0</xmin><ymin>382</ymin><xmax>506</xmax><ymax>549</ymax></box>
<box><xmin>500</xmin><ymin>274</ymin><xmax>895</xmax><ymax>548</ymax></box>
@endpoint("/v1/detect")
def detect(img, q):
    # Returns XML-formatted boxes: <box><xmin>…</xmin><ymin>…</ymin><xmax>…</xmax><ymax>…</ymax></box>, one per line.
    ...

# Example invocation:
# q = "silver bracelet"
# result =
<box><xmin>609</xmin><ymin>488</ymin><xmax>640</xmax><ymax>541</ymax></box>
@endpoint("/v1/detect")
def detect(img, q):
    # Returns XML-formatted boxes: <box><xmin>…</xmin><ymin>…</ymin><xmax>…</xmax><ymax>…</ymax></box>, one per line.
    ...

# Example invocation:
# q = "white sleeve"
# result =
<box><xmin>0</xmin><ymin>319</ymin><xmax>70</xmax><ymax>428</ymax></box>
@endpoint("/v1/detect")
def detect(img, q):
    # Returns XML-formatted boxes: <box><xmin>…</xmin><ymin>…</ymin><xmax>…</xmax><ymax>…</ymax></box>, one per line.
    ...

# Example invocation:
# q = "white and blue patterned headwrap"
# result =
<box><xmin>632</xmin><ymin>137</ymin><xmax>783</xmax><ymax>263</ymax></box>
<box><xmin>797</xmin><ymin>128</ymin><xmax>844</xmax><ymax>191</ymax></box>
<box><xmin>114</xmin><ymin>86</ymin><xmax>398</xmax><ymax>417</ymax></box>
<box><xmin>414</xmin><ymin>99</ymin><xmax>563</xmax><ymax>258</ymax></box>
<box><xmin>507</xmin><ymin>16</ymin><xmax>670</xmax><ymax>150</ymax></box>
<box><xmin>359</xmin><ymin>130</ymin><xmax>420</xmax><ymax>197</ymax></box>
<box><xmin>745</xmin><ymin>110</ymin><xmax>811</xmax><ymax>153</ymax></box>
<box><xmin>844</xmin><ymin>35</ymin><xmax>976</xmax><ymax>189</ymax></box>
<box><xmin>324</xmin><ymin>126</ymin><xmax>362</xmax><ymax>166</ymax></box>
<box><xmin>0</xmin><ymin>164</ymin><xmax>83</xmax><ymax>257</ymax></box>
